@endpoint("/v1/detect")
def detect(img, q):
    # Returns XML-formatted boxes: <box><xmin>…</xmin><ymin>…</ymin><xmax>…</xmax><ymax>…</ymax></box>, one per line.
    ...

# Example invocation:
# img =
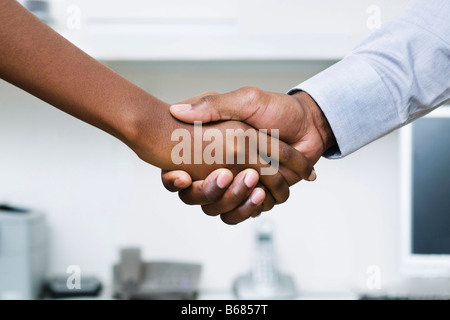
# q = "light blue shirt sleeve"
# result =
<box><xmin>290</xmin><ymin>0</ymin><xmax>450</xmax><ymax>158</ymax></box>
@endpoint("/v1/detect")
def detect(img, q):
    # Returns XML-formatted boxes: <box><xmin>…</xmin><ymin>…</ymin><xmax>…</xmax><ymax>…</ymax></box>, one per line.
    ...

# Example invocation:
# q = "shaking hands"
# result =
<box><xmin>161</xmin><ymin>87</ymin><xmax>336</xmax><ymax>224</ymax></box>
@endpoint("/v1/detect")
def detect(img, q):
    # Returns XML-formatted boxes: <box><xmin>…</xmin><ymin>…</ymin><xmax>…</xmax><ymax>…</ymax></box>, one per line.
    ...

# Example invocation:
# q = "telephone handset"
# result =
<box><xmin>233</xmin><ymin>218</ymin><xmax>297</xmax><ymax>299</ymax></box>
<box><xmin>113</xmin><ymin>248</ymin><xmax>201</xmax><ymax>300</ymax></box>
<box><xmin>116</xmin><ymin>248</ymin><xmax>143</xmax><ymax>299</ymax></box>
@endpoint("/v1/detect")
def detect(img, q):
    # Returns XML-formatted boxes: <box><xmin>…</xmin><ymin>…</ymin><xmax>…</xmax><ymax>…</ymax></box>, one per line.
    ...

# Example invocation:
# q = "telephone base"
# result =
<box><xmin>233</xmin><ymin>273</ymin><xmax>297</xmax><ymax>300</ymax></box>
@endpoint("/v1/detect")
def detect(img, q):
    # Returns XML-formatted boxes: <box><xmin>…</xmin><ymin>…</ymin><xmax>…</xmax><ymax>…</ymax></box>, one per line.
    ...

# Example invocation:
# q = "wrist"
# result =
<box><xmin>291</xmin><ymin>91</ymin><xmax>336</xmax><ymax>160</ymax></box>
<box><xmin>116</xmin><ymin>93</ymin><xmax>172</xmax><ymax>166</ymax></box>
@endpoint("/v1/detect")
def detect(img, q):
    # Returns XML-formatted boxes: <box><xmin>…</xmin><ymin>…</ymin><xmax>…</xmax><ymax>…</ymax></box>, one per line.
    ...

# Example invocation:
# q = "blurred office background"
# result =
<box><xmin>0</xmin><ymin>0</ymin><xmax>414</xmax><ymax>297</ymax></box>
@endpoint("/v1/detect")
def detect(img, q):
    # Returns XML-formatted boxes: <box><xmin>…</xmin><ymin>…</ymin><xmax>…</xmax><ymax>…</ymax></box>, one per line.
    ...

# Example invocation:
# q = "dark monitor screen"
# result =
<box><xmin>412</xmin><ymin>117</ymin><xmax>450</xmax><ymax>254</ymax></box>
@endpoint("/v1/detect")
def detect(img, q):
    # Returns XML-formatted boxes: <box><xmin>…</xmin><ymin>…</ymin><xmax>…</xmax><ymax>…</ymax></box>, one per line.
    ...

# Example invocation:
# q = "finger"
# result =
<box><xmin>257</xmin><ymin>183</ymin><xmax>276</xmax><ymax>212</ymax></box>
<box><xmin>257</xmin><ymin>130</ymin><xmax>315</xmax><ymax>184</ymax></box>
<box><xmin>220</xmin><ymin>187</ymin><xmax>265</xmax><ymax>225</ymax></box>
<box><xmin>175</xmin><ymin>91</ymin><xmax>219</xmax><ymax>105</ymax></box>
<box><xmin>169</xmin><ymin>88</ymin><xmax>256</xmax><ymax>124</ymax></box>
<box><xmin>178</xmin><ymin>169</ymin><xmax>233</xmax><ymax>205</ymax></box>
<box><xmin>258</xmin><ymin>170</ymin><xmax>290</xmax><ymax>204</ymax></box>
<box><xmin>161</xmin><ymin>170</ymin><xmax>192</xmax><ymax>192</ymax></box>
<box><xmin>217</xmin><ymin>129</ymin><xmax>291</xmax><ymax>205</ymax></box>
<box><xmin>277</xmin><ymin>138</ymin><xmax>316</xmax><ymax>182</ymax></box>
<box><xmin>201</xmin><ymin>169</ymin><xmax>259</xmax><ymax>216</ymax></box>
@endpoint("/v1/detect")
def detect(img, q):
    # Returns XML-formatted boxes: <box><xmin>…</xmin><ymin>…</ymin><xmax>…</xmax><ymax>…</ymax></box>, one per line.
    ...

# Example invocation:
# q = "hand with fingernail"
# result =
<box><xmin>161</xmin><ymin>87</ymin><xmax>337</xmax><ymax>224</ymax></box>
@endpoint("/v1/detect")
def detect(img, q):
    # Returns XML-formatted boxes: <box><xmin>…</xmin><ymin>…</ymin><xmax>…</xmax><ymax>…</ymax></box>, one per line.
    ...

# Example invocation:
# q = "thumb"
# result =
<box><xmin>170</xmin><ymin>93</ymin><xmax>241</xmax><ymax>124</ymax></box>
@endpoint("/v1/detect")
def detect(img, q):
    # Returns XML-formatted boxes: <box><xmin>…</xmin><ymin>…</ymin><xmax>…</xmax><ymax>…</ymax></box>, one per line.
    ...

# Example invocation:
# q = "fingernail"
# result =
<box><xmin>244</xmin><ymin>171</ymin><xmax>258</xmax><ymax>188</ymax></box>
<box><xmin>307</xmin><ymin>169</ymin><xmax>317</xmax><ymax>181</ymax></box>
<box><xmin>217</xmin><ymin>171</ymin><xmax>232</xmax><ymax>189</ymax></box>
<box><xmin>170</xmin><ymin>104</ymin><xmax>192</xmax><ymax>112</ymax></box>
<box><xmin>174</xmin><ymin>179</ymin><xmax>187</xmax><ymax>188</ymax></box>
<box><xmin>250</xmin><ymin>188</ymin><xmax>265</xmax><ymax>205</ymax></box>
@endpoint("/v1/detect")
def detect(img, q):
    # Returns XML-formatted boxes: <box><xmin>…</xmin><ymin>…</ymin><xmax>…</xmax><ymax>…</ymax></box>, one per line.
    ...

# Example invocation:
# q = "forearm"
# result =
<box><xmin>0</xmin><ymin>0</ymin><xmax>166</xmax><ymax>146</ymax></box>
<box><xmin>291</xmin><ymin>0</ymin><xmax>450</xmax><ymax>158</ymax></box>
<box><xmin>0</xmin><ymin>0</ymin><xmax>310</xmax><ymax>192</ymax></box>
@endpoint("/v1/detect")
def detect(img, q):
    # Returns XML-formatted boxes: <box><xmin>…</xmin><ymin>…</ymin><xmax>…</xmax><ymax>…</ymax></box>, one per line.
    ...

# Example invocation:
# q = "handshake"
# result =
<box><xmin>2</xmin><ymin>0</ymin><xmax>447</xmax><ymax>228</ymax></box>
<box><xmin>155</xmin><ymin>87</ymin><xmax>337</xmax><ymax>225</ymax></box>
<box><xmin>0</xmin><ymin>0</ymin><xmax>335</xmax><ymax>226</ymax></box>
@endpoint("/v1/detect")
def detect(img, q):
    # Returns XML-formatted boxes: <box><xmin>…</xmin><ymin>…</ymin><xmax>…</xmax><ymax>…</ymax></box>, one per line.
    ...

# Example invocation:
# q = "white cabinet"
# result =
<box><xmin>46</xmin><ymin>0</ymin><xmax>410</xmax><ymax>61</ymax></box>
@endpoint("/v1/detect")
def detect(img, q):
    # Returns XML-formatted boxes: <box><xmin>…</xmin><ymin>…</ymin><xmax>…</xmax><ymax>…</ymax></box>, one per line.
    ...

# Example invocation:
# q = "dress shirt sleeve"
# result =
<box><xmin>290</xmin><ymin>0</ymin><xmax>450</xmax><ymax>158</ymax></box>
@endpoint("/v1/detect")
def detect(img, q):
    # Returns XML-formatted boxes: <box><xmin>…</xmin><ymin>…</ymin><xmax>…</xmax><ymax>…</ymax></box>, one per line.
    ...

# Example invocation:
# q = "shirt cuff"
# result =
<box><xmin>289</xmin><ymin>55</ymin><xmax>398</xmax><ymax>159</ymax></box>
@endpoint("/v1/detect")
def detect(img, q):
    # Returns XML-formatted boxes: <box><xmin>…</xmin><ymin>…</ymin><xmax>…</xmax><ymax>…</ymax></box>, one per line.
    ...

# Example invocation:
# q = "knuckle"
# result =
<box><xmin>271</xmin><ymin>173</ymin><xmax>286</xmax><ymax>191</ymax></box>
<box><xmin>201</xmin><ymin>205</ymin><xmax>221</xmax><ymax>216</ymax></box>
<box><xmin>199</xmin><ymin>94</ymin><xmax>216</xmax><ymax>106</ymax></box>
<box><xmin>269</xmin><ymin>174</ymin><xmax>289</xmax><ymax>204</ymax></box>
<box><xmin>220</xmin><ymin>214</ymin><xmax>239</xmax><ymax>225</ymax></box>
<box><xmin>202</xmin><ymin>91</ymin><xmax>219</xmax><ymax>97</ymax></box>
<box><xmin>228</xmin><ymin>184</ymin><xmax>248</xmax><ymax>203</ymax></box>
<box><xmin>262</xmin><ymin>197</ymin><xmax>275</xmax><ymax>211</ymax></box>
<box><xmin>279</xmin><ymin>144</ymin><xmax>294</xmax><ymax>162</ymax></box>
<box><xmin>257</xmin><ymin>185</ymin><xmax>275</xmax><ymax>211</ymax></box>
<box><xmin>278</xmin><ymin>187</ymin><xmax>290</xmax><ymax>204</ymax></box>
<box><xmin>162</xmin><ymin>179</ymin><xmax>176</xmax><ymax>192</ymax></box>
<box><xmin>241</xmin><ymin>86</ymin><xmax>263</xmax><ymax>101</ymax></box>
<box><xmin>202</xmin><ymin>188</ymin><xmax>222</xmax><ymax>204</ymax></box>
<box><xmin>178</xmin><ymin>191</ymin><xmax>195</xmax><ymax>205</ymax></box>
<box><xmin>221</xmin><ymin>200</ymin><xmax>262</xmax><ymax>225</ymax></box>
<box><xmin>251</xmin><ymin>206</ymin><xmax>264</xmax><ymax>218</ymax></box>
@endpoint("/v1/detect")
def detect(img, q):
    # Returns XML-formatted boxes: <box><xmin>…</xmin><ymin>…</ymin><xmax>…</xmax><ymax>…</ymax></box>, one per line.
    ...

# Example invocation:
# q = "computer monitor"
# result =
<box><xmin>400</xmin><ymin>105</ymin><xmax>450</xmax><ymax>277</ymax></box>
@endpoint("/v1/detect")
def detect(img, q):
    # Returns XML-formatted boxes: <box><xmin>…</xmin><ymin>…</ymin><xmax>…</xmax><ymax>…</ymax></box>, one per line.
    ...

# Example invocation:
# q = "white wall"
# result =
<box><xmin>46</xmin><ymin>0</ymin><xmax>411</xmax><ymax>60</ymax></box>
<box><xmin>0</xmin><ymin>59</ymin><xmax>403</xmax><ymax>295</ymax></box>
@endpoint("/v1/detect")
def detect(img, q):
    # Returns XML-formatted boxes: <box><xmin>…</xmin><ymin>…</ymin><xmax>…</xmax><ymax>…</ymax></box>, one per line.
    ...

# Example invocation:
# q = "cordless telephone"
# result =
<box><xmin>233</xmin><ymin>218</ymin><xmax>297</xmax><ymax>299</ymax></box>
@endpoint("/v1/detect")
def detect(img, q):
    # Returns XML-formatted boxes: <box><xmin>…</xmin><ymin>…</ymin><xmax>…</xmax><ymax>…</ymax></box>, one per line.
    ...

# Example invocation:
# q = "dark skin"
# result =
<box><xmin>0</xmin><ymin>0</ymin><xmax>315</xmax><ymax>223</ymax></box>
<box><xmin>161</xmin><ymin>87</ymin><xmax>337</xmax><ymax>223</ymax></box>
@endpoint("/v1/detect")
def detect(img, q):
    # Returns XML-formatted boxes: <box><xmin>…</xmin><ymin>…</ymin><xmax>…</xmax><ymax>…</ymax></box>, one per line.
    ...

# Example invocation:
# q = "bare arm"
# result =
<box><xmin>0</xmin><ymin>1</ymin><xmax>314</xmax><ymax>223</ymax></box>
<box><xmin>0</xmin><ymin>0</ymin><xmax>165</xmax><ymax>144</ymax></box>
